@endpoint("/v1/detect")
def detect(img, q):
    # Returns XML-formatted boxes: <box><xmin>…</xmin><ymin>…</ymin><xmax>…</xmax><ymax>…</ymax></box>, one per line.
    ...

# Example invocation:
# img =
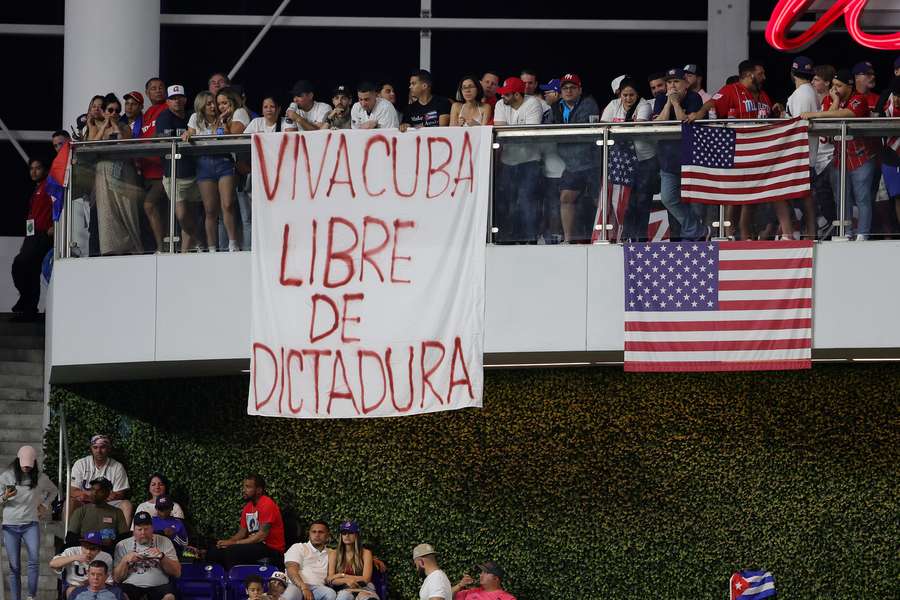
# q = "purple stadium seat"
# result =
<box><xmin>178</xmin><ymin>562</ymin><xmax>226</xmax><ymax>600</ymax></box>
<box><xmin>226</xmin><ymin>564</ymin><xmax>278</xmax><ymax>600</ymax></box>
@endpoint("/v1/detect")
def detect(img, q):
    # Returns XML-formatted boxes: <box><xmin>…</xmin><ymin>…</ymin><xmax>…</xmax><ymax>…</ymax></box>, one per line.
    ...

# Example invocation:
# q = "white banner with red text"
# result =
<box><xmin>248</xmin><ymin>127</ymin><xmax>491</xmax><ymax>418</ymax></box>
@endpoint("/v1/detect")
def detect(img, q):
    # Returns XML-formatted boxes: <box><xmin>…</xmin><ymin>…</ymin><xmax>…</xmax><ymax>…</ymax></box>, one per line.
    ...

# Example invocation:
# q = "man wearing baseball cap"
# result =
<box><xmin>785</xmin><ymin>56</ymin><xmax>821</xmax><ymax>239</ymax></box>
<box><xmin>412</xmin><ymin>543</ymin><xmax>451</xmax><ymax>600</ymax></box>
<box><xmin>285</xmin><ymin>80</ymin><xmax>331</xmax><ymax>132</ymax></box>
<box><xmin>324</xmin><ymin>84</ymin><xmax>353</xmax><ymax>129</ymax></box>
<box><xmin>801</xmin><ymin>68</ymin><xmax>879</xmax><ymax>240</ymax></box>
<box><xmin>69</xmin><ymin>435</ymin><xmax>132</xmax><ymax>524</ymax></box>
<box><xmin>50</xmin><ymin>530</ymin><xmax>114</xmax><ymax>596</ymax></box>
<box><xmin>113</xmin><ymin>511</ymin><xmax>180</xmax><ymax>600</ymax></box>
<box><xmin>493</xmin><ymin>76</ymin><xmax>544</xmax><ymax>243</ymax></box>
<box><xmin>851</xmin><ymin>61</ymin><xmax>880</xmax><ymax>115</ymax></box>
<box><xmin>122</xmin><ymin>91</ymin><xmax>144</xmax><ymax>138</ymax></box>
<box><xmin>683</xmin><ymin>64</ymin><xmax>711</xmax><ymax>102</ymax></box>
<box><xmin>66</xmin><ymin>477</ymin><xmax>129</xmax><ymax>550</ymax></box>
<box><xmin>549</xmin><ymin>73</ymin><xmax>601</xmax><ymax>243</ymax></box>
<box><xmin>653</xmin><ymin>68</ymin><xmax>710</xmax><ymax>242</ymax></box>
<box><xmin>451</xmin><ymin>561</ymin><xmax>516</xmax><ymax>600</ymax></box>
<box><xmin>539</xmin><ymin>78</ymin><xmax>561</xmax><ymax>106</ymax></box>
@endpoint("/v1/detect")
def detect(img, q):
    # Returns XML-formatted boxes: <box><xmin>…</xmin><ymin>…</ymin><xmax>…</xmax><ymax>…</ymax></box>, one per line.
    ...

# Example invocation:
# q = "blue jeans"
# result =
<box><xmin>3</xmin><ymin>522</ymin><xmax>40</xmax><ymax>600</ymax></box>
<box><xmin>622</xmin><ymin>156</ymin><xmax>659</xmax><ymax>241</ymax></box>
<box><xmin>496</xmin><ymin>161</ymin><xmax>542</xmax><ymax>242</ymax></box>
<box><xmin>660</xmin><ymin>170</ymin><xmax>705</xmax><ymax>240</ymax></box>
<box><xmin>282</xmin><ymin>584</ymin><xmax>337</xmax><ymax>600</ymax></box>
<box><xmin>237</xmin><ymin>190</ymin><xmax>251</xmax><ymax>250</ymax></box>
<box><xmin>337</xmin><ymin>583</ymin><xmax>375</xmax><ymax>600</ymax></box>
<box><xmin>831</xmin><ymin>159</ymin><xmax>876</xmax><ymax>237</ymax></box>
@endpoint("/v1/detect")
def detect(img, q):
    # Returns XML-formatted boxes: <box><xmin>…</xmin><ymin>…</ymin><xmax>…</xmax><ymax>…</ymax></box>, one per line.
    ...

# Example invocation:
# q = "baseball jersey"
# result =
<box><xmin>822</xmin><ymin>93</ymin><xmax>878</xmax><ymax>171</ymax></box>
<box><xmin>712</xmin><ymin>83</ymin><xmax>774</xmax><ymax>119</ymax></box>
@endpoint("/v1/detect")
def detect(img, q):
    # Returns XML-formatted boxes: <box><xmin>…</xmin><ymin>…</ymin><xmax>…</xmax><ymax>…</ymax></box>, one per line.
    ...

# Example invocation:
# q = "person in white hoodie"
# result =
<box><xmin>0</xmin><ymin>446</ymin><xmax>58</xmax><ymax>600</ymax></box>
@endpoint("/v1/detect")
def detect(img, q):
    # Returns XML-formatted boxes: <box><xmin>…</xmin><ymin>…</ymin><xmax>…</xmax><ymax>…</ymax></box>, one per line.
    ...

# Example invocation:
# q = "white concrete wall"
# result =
<box><xmin>47</xmin><ymin>241</ymin><xmax>900</xmax><ymax>380</ymax></box>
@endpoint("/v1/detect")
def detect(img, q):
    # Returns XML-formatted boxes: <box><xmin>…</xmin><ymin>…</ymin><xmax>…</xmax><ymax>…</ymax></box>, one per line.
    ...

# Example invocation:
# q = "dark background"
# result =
<box><xmin>1</xmin><ymin>0</ymin><xmax>896</xmax><ymax>234</ymax></box>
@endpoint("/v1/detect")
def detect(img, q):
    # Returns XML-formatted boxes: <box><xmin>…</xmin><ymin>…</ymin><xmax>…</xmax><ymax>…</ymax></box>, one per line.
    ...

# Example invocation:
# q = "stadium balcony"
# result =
<box><xmin>45</xmin><ymin>118</ymin><xmax>900</xmax><ymax>383</ymax></box>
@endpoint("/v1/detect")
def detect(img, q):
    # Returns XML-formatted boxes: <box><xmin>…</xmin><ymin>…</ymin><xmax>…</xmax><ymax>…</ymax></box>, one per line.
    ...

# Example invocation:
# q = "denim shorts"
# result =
<box><xmin>560</xmin><ymin>168</ymin><xmax>599</xmax><ymax>196</ymax></box>
<box><xmin>196</xmin><ymin>155</ymin><xmax>235</xmax><ymax>182</ymax></box>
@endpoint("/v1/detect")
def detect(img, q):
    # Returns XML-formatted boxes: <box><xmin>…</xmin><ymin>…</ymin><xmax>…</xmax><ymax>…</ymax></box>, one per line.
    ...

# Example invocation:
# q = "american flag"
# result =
<box><xmin>623</xmin><ymin>240</ymin><xmax>813</xmax><ymax>372</ymax></box>
<box><xmin>730</xmin><ymin>570</ymin><xmax>776</xmax><ymax>600</ymax></box>
<box><xmin>681</xmin><ymin>117</ymin><xmax>810</xmax><ymax>205</ymax></box>
<box><xmin>592</xmin><ymin>141</ymin><xmax>636</xmax><ymax>242</ymax></box>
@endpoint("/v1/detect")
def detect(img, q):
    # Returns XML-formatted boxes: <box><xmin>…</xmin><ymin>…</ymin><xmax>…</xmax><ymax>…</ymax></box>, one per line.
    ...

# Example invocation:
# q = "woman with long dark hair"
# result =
<box><xmin>325</xmin><ymin>520</ymin><xmax>376</xmax><ymax>600</ymax></box>
<box><xmin>0</xmin><ymin>446</ymin><xmax>57</xmax><ymax>600</ymax></box>
<box><xmin>134</xmin><ymin>473</ymin><xmax>185</xmax><ymax>519</ymax></box>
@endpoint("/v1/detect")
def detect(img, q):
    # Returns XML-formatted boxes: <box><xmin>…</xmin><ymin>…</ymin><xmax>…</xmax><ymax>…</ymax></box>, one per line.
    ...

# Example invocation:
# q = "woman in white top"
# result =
<box><xmin>244</xmin><ymin>96</ymin><xmax>283</xmax><ymax>134</ymax></box>
<box><xmin>449</xmin><ymin>76</ymin><xmax>493</xmax><ymax>127</ymax></box>
<box><xmin>184</xmin><ymin>91</ymin><xmax>240</xmax><ymax>251</ymax></box>
<box><xmin>134</xmin><ymin>472</ymin><xmax>184</xmax><ymax>520</ymax></box>
<box><xmin>1</xmin><ymin>446</ymin><xmax>57</xmax><ymax>600</ymax></box>
<box><xmin>601</xmin><ymin>77</ymin><xmax>659</xmax><ymax>241</ymax></box>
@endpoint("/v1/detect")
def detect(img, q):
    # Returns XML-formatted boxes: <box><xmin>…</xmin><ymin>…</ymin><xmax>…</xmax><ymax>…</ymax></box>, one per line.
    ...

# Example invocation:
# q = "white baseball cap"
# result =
<box><xmin>611</xmin><ymin>74</ymin><xmax>629</xmax><ymax>94</ymax></box>
<box><xmin>167</xmin><ymin>84</ymin><xmax>186</xmax><ymax>98</ymax></box>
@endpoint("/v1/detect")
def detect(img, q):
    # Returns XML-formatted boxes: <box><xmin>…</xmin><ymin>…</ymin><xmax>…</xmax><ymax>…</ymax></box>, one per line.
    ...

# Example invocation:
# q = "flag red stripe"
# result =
<box><xmin>719</xmin><ymin>298</ymin><xmax>812</xmax><ymax>310</ymax></box>
<box><xmin>683</xmin><ymin>189</ymin><xmax>811</xmax><ymax>205</ymax></box>
<box><xmin>625</xmin><ymin>338</ymin><xmax>811</xmax><ymax>352</ymax></box>
<box><xmin>734</xmin><ymin>138</ymin><xmax>809</xmax><ymax>156</ymax></box>
<box><xmin>681</xmin><ymin>164</ymin><xmax>808</xmax><ymax>183</ymax></box>
<box><xmin>734</xmin><ymin>127</ymin><xmax>808</xmax><ymax>144</ymax></box>
<box><xmin>681</xmin><ymin>177</ymin><xmax>808</xmax><ymax>195</ymax></box>
<box><xmin>624</xmin><ymin>318</ymin><xmax>811</xmax><ymax>332</ymax></box>
<box><xmin>719</xmin><ymin>240</ymin><xmax>813</xmax><ymax>250</ymax></box>
<box><xmin>624</xmin><ymin>359</ymin><xmax>811</xmax><ymax>372</ymax></box>
<box><xmin>719</xmin><ymin>277</ymin><xmax>812</xmax><ymax>290</ymax></box>
<box><xmin>726</xmin><ymin>117</ymin><xmax>806</xmax><ymax>134</ymax></box>
<box><xmin>729</xmin><ymin>151</ymin><xmax>809</xmax><ymax>169</ymax></box>
<box><xmin>719</xmin><ymin>257</ymin><xmax>813</xmax><ymax>270</ymax></box>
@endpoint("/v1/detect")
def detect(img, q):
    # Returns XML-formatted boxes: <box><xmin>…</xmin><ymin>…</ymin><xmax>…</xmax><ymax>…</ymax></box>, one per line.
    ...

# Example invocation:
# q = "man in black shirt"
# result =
<box><xmin>400</xmin><ymin>69</ymin><xmax>451</xmax><ymax>131</ymax></box>
<box><xmin>154</xmin><ymin>85</ymin><xmax>199</xmax><ymax>252</ymax></box>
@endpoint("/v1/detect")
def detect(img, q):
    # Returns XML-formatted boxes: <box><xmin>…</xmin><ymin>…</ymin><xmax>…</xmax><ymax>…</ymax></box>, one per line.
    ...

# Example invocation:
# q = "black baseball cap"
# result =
<box><xmin>291</xmin><ymin>80</ymin><xmax>315</xmax><ymax>95</ymax></box>
<box><xmin>133</xmin><ymin>511</ymin><xmax>153</xmax><ymax>526</ymax></box>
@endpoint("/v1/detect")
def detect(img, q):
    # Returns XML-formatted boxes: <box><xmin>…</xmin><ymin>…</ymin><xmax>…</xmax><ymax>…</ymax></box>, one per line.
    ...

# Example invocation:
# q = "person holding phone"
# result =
<box><xmin>1</xmin><ymin>446</ymin><xmax>58</xmax><ymax>600</ymax></box>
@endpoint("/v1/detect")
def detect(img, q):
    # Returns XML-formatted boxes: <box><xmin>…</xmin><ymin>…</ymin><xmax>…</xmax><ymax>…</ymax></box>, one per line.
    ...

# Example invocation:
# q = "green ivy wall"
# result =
<box><xmin>45</xmin><ymin>364</ymin><xmax>898</xmax><ymax>599</ymax></box>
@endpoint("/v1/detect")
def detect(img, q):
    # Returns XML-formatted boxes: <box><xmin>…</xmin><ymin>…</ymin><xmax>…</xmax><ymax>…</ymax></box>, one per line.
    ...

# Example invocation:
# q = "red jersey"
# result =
<box><xmin>823</xmin><ymin>93</ymin><xmax>877</xmax><ymax>171</ymax></box>
<box><xmin>855</xmin><ymin>89</ymin><xmax>879</xmax><ymax>115</ymax></box>
<box><xmin>27</xmin><ymin>179</ymin><xmax>52</xmax><ymax>234</ymax></box>
<box><xmin>239</xmin><ymin>495</ymin><xmax>285</xmax><ymax>552</ymax></box>
<box><xmin>139</xmin><ymin>103</ymin><xmax>168</xmax><ymax>179</ymax></box>
<box><xmin>712</xmin><ymin>83</ymin><xmax>774</xmax><ymax>119</ymax></box>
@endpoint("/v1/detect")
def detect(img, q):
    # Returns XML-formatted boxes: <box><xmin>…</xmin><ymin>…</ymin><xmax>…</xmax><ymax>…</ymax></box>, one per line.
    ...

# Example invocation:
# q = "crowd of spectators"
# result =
<box><xmin>0</xmin><ymin>437</ymin><xmax>515</xmax><ymax>600</ymax></box>
<box><xmin>8</xmin><ymin>56</ymin><xmax>900</xmax><ymax>305</ymax></box>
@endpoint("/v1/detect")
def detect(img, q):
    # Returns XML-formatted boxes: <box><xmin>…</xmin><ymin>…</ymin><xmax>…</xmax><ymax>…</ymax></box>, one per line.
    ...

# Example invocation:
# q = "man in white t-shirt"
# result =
<box><xmin>785</xmin><ymin>55</ymin><xmax>821</xmax><ymax>239</ymax></box>
<box><xmin>70</xmin><ymin>435</ymin><xmax>132</xmax><ymax>523</ymax></box>
<box><xmin>493</xmin><ymin>77</ymin><xmax>545</xmax><ymax>243</ymax></box>
<box><xmin>413</xmin><ymin>544</ymin><xmax>451</xmax><ymax>600</ymax></box>
<box><xmin>113</xmin><ymin>512</ymin><xmax>180</xmax><ymax>600</ymax></box>
<box><xmin>351</xmin><ymin>82</ymin><xmax>400</xmax><ymax>130</ymax></box>
<box><xmin>50</xmin><ymin>531</ymin><xmax>114</xmax><ymax>596</ymax></box>
<box><xmin>285</xmin><ymin>80</ymin><xmax>331</xmax><ymax>132</ymax></box>
<box><xmin>281</xmin><ymin>521</ymin><xmax>335</xmax><ymax>600</ymax></box>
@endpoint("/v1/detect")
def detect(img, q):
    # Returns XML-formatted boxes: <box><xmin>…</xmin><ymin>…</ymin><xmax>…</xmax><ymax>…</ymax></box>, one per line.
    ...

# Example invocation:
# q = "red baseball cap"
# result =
<box><xmin>496</xmin><ymin>77</ymin><xmax>526</xmax><ymax>95</ymax></box>
<box><xmin>560</xmin><ymin>73</ymin><xmax>582</xmax><ymax>88</ymax></box>
<box><xmin>124</xmin><ymin>91</ymin><xmax>144</xmax><ymax>106</ymax></box>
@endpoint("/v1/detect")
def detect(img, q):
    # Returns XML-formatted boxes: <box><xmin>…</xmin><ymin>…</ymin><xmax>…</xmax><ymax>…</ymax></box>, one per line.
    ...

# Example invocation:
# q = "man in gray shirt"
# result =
<box><xmin>113</xmin><ymin>512</ymin><xmax>180</xmax><ymax>600</ymax></box>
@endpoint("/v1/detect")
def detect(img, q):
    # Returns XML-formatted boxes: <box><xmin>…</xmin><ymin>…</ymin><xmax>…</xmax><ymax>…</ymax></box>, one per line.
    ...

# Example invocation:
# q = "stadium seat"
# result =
<box><xmin>178</xmin><ymin>562</ymin><xmax>226</xmax><ymax>600</ymax></box>
<box><xmin>371</xmin><ymin>568</ymin><xmax>389</xmax><ymax>600</ymax></box>
<box><xmin>226</xmin><ymin>564</ymin><xmax>277</xmax><ymax>600</ymax></box>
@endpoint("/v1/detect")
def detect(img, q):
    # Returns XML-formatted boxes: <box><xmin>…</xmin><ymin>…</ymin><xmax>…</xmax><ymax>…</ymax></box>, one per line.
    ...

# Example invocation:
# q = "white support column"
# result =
<box><xmin>63</xmin><ymin>0</ymin><xmax>160</xmax><ymax>130</ymax></box>
<box><xmin>706</xmin><ymin>0</ymin><xmax>749</xmax><ymax>92</ymax></box>
<box><xmin>419</xmin><ymin>0</ymin><xmax>431</xmax><ymax>71</ymax></box>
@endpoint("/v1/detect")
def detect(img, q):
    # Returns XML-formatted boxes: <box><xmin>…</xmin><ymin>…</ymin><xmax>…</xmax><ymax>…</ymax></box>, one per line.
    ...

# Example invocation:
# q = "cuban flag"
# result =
<box><xmin>46</xmin><ymin>139</ymin><xmax>71</xmax><ymax>222</ymax></box>
<box><xmin>730</xmin><ymin>569</ymin><xmax>776</xmax><ymax>600</ymax></box>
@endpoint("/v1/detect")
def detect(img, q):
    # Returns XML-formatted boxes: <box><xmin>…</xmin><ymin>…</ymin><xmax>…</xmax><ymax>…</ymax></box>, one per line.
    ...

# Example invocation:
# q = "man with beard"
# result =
<box><xmin>206</xmin><ymin>474</ymin><xmax>285</xmax><ymax>569</ymax></box>
<box><xmin>113</xmin><ymin>512</ymin><xmax>180</xmax><ymax>600</ymax></box>
<box><xmin>412</xmin><ymin>544</ymin><xmax>451</xmax><ymax>600</ymax></box>
<box><xmin>323</xmin><ymin>84</ymin><xmax>352</xmax><ymax>129</ymax></box>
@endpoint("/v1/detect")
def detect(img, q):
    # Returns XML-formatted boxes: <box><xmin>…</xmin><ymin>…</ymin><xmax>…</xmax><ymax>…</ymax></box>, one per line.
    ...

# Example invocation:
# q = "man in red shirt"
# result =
<box><xmin>451</xmin><ymin>561</ymin><xmax>516</xmax><ymax>600</ymax></box>
<box><xmin>802</xmin><ymin>68</ymin><xmax>879</xmax><ymax>240</ymax></box>
<box><xmin>140</xmin><ymin>77</ymin><xmax>168</xmax><ymax>251</ymax></box>
<box><xmin>694</xmin><ymin>60</ymin><xmax>793</xmax><ymax>241</ymax></box>
<box><xmin>207</xmin><ymin>474</ymin><xmax>285</xmax><ymax>570</ymax></box>
<box><xmin>480</xmin><ymin>71</ymin><xmax>500</xmax><ymax>107</ymax></box>
<box><xmin>11</xmin><ymin>158</ymin><xmax>52</xmax><ymax>322</ymax></box>
<box><xmin>851</xmin><ymin>61</ymin><xmax>880</xmax><ymax>115</ymax></box>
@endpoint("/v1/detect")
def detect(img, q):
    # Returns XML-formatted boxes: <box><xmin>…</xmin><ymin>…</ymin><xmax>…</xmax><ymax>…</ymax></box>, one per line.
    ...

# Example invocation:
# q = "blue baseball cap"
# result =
<box><xmin>665</xmin><ymin>68</ymin><xmax>687</xmax><ymax>81</ymax></box>
<box><xmin>339</xmin><ymin>520</ymin><xmax>359</xmax><ymax>534</ymax></box>
<box><xmin>539</xmin><ymin>78</ymin><xmax>561</xmax><ymax>93</ymax></box>
<box><xmin>791</xmin><ymin>56</ymin><xmax>815</xmax><ymax>76</ymax></box>
<box><xmin>80</xmin><ymin>531</ymin><xmax>102</xmax><ymax>546</ymax></box>
<box><xmin>851</xmin><ymin>61</ymin><xmax>874</xmax><ymax>76</ymax></box>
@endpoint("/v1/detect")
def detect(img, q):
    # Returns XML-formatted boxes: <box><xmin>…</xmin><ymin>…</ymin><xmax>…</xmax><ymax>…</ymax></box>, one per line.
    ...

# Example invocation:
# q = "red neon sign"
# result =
<box><xmin>766</xmin><ymin>0</ymin><xmax>900</xmax><ymax>51</ymax></box>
